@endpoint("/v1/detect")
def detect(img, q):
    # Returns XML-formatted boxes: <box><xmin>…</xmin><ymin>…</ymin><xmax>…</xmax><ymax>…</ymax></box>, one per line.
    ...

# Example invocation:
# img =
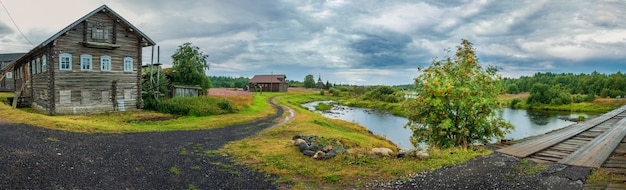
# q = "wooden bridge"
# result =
<box><xmin>497</xmin><ymin>105</ymin><xmax>626</xmax><ymax>170</ymax></box>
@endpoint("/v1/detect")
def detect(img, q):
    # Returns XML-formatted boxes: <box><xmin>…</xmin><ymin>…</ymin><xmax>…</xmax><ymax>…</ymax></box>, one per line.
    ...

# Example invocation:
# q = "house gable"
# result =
<box><xmin>10</xmin><ymin>4</ymin><xmax>155</xmax><ymax>115</ymax></box>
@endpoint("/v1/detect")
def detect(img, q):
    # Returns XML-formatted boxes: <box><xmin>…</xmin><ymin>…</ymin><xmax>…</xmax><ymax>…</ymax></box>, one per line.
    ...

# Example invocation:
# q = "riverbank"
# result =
<box><xmin>501</xmin><ymin>93</ymin><xmax>626</xmax><ymax>113</ymax></box>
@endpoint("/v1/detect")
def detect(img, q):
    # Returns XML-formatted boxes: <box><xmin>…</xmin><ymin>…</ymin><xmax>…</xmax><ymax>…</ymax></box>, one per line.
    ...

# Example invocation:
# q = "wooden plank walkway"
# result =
<box><xmin>497</xmin><ymin>105</ymin><xmax>626</xmax><ymax>158</ymax></box>
<box><xmin>559</xmin><ymin>117</ymin><xmax>626</xmax><ymax>167</ymax></box>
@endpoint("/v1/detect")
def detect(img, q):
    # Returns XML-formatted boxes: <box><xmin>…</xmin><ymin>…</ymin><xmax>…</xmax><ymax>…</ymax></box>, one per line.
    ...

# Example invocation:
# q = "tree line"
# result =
<box><xmin>504</xmin><ymin>71</ymin><xmax>626</xmax><ymax>98</ymax></box>
<box><xmin>209</xmin><ymin>76</ymin><xmax>250</xmax><ymax>88</ymax></box>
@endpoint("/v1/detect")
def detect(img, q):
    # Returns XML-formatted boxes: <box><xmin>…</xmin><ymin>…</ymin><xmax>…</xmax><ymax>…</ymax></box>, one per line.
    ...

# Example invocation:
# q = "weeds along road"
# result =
<box><xmin>0</xmin><ymin>97</ymin><xmax>285</xmax><ymax>189</ymax></box>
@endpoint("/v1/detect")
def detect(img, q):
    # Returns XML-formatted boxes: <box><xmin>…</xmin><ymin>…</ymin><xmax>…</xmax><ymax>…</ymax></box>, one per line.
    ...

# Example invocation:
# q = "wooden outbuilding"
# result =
<box><xmin>249</xmin><ymin>74</ymin><xmax>288</xmax><ymax>92</ymax></box>
<box><xmin>0</xmin><ymin>53</ymin><xmax>25</xmax><ymax>91</ymax></box>
<box><xmin>11</xmin><ymin>5</ymin><xmax>155</xmax><ymax>115</ymax></box>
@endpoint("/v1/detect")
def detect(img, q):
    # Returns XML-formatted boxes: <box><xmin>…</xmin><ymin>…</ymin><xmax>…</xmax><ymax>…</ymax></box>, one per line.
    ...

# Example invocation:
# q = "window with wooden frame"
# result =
<box><xmin>80</xmin><ymin>54</ymin><xmax>92</xmax><ymax>71</ymax></box>
<box><xmin>91</xmin><ymin>22</ymin><xmax>109</xmax><ymax>43</ymax></box>
<box><xmin>36</xmin><ymin>58</ymin><xmax>41</xmax><ymax>74</ymax></box>
<box><xmin>31</xmin><ymin>60</ymin><xmax>35</xmax><ymax>74</ymax></box>
<box><xmin>100</xmin><ymin>55</ymin><xmax>111</xmax><ymax>71</ymax></box>
<box><xmin>59</xmin><ymin>53</ymin><xmax>72</xmax><ymax>71</ymax></box>
<box><xmin>123</xmin><ymin>57</ymin><xmax>133</xmax><ymax>72</ymax></box>
<box><xmin>42</xmin><ymin>55</ymin><xmax>47</xmax><ymax>72</ymax></box>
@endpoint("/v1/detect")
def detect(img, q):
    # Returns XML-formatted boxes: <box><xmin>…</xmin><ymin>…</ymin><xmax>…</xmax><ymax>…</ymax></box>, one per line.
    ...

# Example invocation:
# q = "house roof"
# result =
<box><xmin>250</xmin><ymin>74</ymin><xmax>287</xmax><ymax>83</ymax></box>
<box><xmin>0</xmin><ymin>53</ymin><xmax>25</xmax><ymax>70</ymax></box>
<box><xmin>0</xmin><ymin>53</ymin><xmax>26</xmax><ymax>62</ymax></box>
<box><xmin>14</xmin><ymin>4</ymin><xmax>155</xmax><ymax>65</ymax></box>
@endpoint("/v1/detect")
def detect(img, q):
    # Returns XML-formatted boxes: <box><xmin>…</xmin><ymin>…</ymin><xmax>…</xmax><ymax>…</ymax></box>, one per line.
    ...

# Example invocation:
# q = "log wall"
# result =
<box><xmin>50</xmin><ymin>11</ymin><xmax>141</xmax><ymax>114</ymax></box>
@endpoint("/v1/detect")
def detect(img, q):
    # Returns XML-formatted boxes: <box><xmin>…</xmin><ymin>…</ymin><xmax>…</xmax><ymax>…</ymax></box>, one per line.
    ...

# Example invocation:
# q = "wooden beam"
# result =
<box><xmin>83</xmin><ymin>21</ymin><xmax>87</xmax><ymax>42</ymax></box>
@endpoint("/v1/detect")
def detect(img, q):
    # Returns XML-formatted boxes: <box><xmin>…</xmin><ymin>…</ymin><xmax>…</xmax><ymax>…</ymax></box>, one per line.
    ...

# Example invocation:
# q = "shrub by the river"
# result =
<box><xmin>315</xmin><ymin>102</ymin><xmax>333</xmax><ymax>111</ymax></box>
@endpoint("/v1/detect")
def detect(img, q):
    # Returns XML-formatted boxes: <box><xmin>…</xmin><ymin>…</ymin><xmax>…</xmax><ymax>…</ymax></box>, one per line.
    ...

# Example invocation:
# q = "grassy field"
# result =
<box><xmin>0</xmin><ymin>91</ymin><xmax>276</xmax><ymax>132</ymax></box>
<box><xmin>222</xmin><ymin>90</ymin><xmax>489</xmax><ymax>189</ymax></box>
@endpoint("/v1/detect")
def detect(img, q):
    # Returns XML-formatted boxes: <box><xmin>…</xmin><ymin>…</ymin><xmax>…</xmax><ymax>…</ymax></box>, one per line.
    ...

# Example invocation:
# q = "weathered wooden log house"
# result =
<box><xmin>249</xmin><ymin>74</ymin><xmax>288</xmax><ymax>92</ymax></box>
<box><xmin>0</xmin><ymin>53</ymin><xmax>25</xmax><ymax>91</ymax></box>
<box><xmin>11</xmin><ymin>5</ymin><xmax>155</xmax><ymax>115</ymax></box>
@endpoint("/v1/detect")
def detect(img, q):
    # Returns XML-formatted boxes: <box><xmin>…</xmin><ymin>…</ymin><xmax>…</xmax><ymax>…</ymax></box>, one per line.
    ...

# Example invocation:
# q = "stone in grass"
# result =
<box><xmin>323</xmin><ymin>145</ymin><xmax>333</xmax><ymax>152</ymax></box>
<box><xmin>302</xmin><ymin>150</ymin><xmax>316</xmax><ymax>157</ymax></box>
<box><xmin>313</xmin><ymin>151</ymin><xmax>326</xmax><ymax>159</ymax></box>
<box><xmin>299</xmin><ymin>142</ymin><xmax>310</xmax><ymax>152</ymax></box>
<box><xmin>309</xmin><ymin>143</ymin><xmax>320</xmax><ymax>151</ymax></box>
<box><xmin>371</xmin><ymin>148</ymin><xmax>394</xmax><ymax>157</ymax></box>
<box><xmin>293</xmin><ymin>138</ymin><xmax>306</xmax><ymax>146</ymax></box>
<box><xmin>398</xmin><ymin>149</ymin><xmax>430</xmax><ymax>159</ymax></box>
<box><xmin>324</xmin><ymin>150</ymin><xmax>337</xmax><ymax>159</ymax></box>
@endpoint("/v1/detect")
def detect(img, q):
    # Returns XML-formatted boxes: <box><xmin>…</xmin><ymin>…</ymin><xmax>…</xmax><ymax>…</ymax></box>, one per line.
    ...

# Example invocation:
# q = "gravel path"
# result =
<box><xmin>0</xmin><ymin>98</ymin><xmax>284</xmax><ymax>189</ymax></box>
<box><xmin>376</xmin><ymin>153</ymin><xmax>592</xmax><ymax>190</ymax></box>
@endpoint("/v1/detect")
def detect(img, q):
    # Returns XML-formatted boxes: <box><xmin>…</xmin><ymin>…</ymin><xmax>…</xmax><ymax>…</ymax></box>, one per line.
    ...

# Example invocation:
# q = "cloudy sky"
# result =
<box><xmin>1</xmin><ymin>0</ymin><xmax>625</xmax><ymax>85</ymax></box>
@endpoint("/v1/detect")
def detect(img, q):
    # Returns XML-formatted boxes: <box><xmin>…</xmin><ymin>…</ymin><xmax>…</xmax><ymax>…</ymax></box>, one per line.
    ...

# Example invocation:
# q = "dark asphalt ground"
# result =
<box><xmin>0</xmin><ymin>99</ymin><xmax>283</xmax><ymax>189</ymax></box>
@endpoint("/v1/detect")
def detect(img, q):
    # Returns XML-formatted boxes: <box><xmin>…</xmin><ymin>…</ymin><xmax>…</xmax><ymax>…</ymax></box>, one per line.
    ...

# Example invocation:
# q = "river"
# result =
<box><xmin>302</xmin><ymin>101</ymin><xmax>595</xmax><ymax>149</ymax></box>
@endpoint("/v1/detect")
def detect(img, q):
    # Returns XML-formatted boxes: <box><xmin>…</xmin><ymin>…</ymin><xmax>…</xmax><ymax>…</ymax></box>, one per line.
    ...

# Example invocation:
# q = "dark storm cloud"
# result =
<box><xmin>0</xmin><ymin>22</ymin><xmax>12</xmax><ymax>34</ymax></box>
<box><xmin>349</xmin><ymin>33</ymin><xmax>412</xmax><ymax>67</ymax></box>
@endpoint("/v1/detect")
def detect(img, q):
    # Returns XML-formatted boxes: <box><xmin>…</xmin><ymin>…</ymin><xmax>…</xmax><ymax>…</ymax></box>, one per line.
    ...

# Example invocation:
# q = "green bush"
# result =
<box><xmin>217</xmin><ymin>100</ymin><xmax>233</xmax><ymax>112</ymax></box>
<box><xmin>362</xmin><ymin>86</ymin><xmax>400</xmax><ymax>103</ymax></box>
<box><xmin>155</xmin><ymin>96</ymin><xmax>237</xmax><ymax>116</ymax></box>
<box><xmin>572</xmin><ymin>94</ymin><xmax>586</xmax><ymax>103</ymax></box>
<box><xmin>314</xmin><ymin>102</ymin><xmax>333</xmax><ymax>111</ymax></box>
<box><xmin>510</xmin><ymin>98</ymin><xmax>521</xmax><ymax>108</ymax></box>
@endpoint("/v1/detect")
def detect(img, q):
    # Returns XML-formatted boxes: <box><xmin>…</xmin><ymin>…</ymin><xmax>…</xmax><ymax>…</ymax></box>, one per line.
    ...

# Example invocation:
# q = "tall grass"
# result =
<box><xmin>208</xmin><ymin>88</ymin><xmax>253</xmax><ymax>111</ymax></box>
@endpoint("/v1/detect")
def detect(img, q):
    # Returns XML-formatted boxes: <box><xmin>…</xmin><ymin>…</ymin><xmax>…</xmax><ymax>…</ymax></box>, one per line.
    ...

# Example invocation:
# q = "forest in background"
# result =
<box><xmin>503</xmin><ymin>71</ymin><xmax>626</xmax><ymax>98</ymax></box>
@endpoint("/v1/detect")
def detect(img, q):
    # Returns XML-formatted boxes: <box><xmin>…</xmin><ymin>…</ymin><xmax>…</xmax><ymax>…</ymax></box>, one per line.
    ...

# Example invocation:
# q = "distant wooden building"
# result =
<box><xmin>316</xmin><ymin>74</ymin><xmax>325</xmax><ymax>89</ymax></box>
<box><xmin>11</xmin><ymin>5</ymin><xmax>155</xmax><ymax>115</ymax></box>
<box><xmin>0</xmin><ymin>53</ymin><xmax>25</xmax><ymax>91</ymax></box>
<box><xmin>249</xmin><ymin>74</ymin><xmax>288</xmax><ymax>92</ymax></box>
<box><xmin>171</xmin><ymin>85</ymin><xmax>202</xmax><ymax>97</ymax></box>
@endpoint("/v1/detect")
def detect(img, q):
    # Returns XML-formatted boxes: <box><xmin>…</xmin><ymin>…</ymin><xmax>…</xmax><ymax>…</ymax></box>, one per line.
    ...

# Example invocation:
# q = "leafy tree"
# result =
<box><xmin>303</xmin><ymin>74</ymin><xmax>316</xmax><ymax>88</ymax></box>
<box><xmin>527</xmin><ymin>83</ymin><xmax>572</xmax><ymax>105</ymax></box>
<box><xmin>404</xmin><ymin>39</ymin><xmax>513</xmax><ymax>148</ymax></box>
<box><xmin>208</xmin><ymin>76</ymin><xmax>250</xmax><ymax>88</ymax></box>
<box><xmin>171</xmin><ymin>42</ymin><xmax>210</xmax><ymax>90</ymax></box>
<box><xmin>325</xmin><ymin>81</ymin><xmax>331</xmax><ymax>90</ymax></box>
<box><xmin>506</xmin><ymin>84</ymin><xmax>519</xmax><ymax>94</ymax></box>
<box><xmin>362</xmin><ymin>86</ymin><xmax>401</xmax><ymax>103</ymax></box>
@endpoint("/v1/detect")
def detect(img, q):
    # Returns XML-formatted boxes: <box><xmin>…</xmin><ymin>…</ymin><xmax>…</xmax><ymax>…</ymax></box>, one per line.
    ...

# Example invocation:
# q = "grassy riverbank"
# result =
<box><xmin>223</xmin><ymin>91</ymin><xmax>489</xmax><ymax>189</ymax></box>
<box><xmin>500</xmin><ymin>93</ymin><xmax>626</xmax><ymax>113</ymax></box>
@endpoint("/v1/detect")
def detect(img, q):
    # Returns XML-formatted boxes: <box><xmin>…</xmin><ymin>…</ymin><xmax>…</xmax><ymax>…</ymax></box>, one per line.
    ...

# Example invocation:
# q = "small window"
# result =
<box><xmin>100</xmin><ymin>55</ymin><xmax>111</xmax><ymax>71</ymax></box>
<box><xmin>123</xmin><ymin>57</ymin><xmax>133</xmax><ymax>72</ymax></box>
<box><xmin>42</xmin><ymin>55</ymin><xmax>47</xmax><ymax>72</ymax></box>
<box><xmin>59</xmin><ymin>90</ymin><xmax>71</xmax><ymax>104</ymax></box>
<box><xmin>31</xmin><ymin>60</ymin><xmax>35</xmax><ymax>74</ymax></box>
<box><xmin>36</xmin><ymin>58</ymin><xmax>41</xmax><ymax>74</ymax></box>
<box><xmin>80</xmin><ymin>54</ymin><xmax>92</xmax><ymax>71</ymax></box>
<box><xmin>59</xmin><ymin>53</ymin><xmax>72</xmax><ymax>71</ymax></box>
<box><xmin>6</xmin><ymin>72</ymin><xmax>11</xmax><ymax>79</ymax></box>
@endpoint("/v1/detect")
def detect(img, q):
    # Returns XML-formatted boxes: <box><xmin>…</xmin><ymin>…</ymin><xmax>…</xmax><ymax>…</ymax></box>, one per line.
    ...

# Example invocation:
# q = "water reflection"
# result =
<box><xmin>303</xmin><ymin>101</ymin><xmax>595</xmax><ymax>149</ymax></box>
